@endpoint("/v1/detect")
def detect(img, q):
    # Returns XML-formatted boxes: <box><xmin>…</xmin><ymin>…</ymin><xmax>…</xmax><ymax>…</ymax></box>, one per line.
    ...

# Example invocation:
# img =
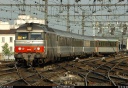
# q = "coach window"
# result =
<box><xmin>30</xmin><ymin>33</ymin><xmax>42</xmax><ymax>40</ymax></box>
<box><xmin>101</xmin><ymin>41</ymin><xmax>103</xmax><ymax>47</ymax></box>
<box><xmin>17</xmin><ymin>32</ymin><xmax>28</xmax><ymax>40</ymax></box>
<box><xmin>106</xmin><ymin>41</ymin><xmax>108</xmax><ymax>46</ymax></box>
<box><xmin>57</xmin><ymin>36</ymin><xmax>59</xmax><ymax>41</ymax></box>
<box><xmin>114</xmin><ymin>42</ymin><xmax>116</xmax><ymax>47</ymax></box>
<box><xmin>104</xmin><ymin>41</ymin><xmax>105</xmax><ymax>47</ymax></box>
<box><xmin>85</xmin><ymin>40</ymin><xmax>90</xmax><ymax>47</ymax></box>
<box><xmin>90</xmin><ymin>41</ymin><xmax>92</xmax><ymax>47</ymax></box>
<box><xmin>115</xmin><ymin>42</ymin><xmax>117</xmax><ymax>46</ymax></box>
<box><xmin>110</xmin><ymin>42</ymin><xmax>112</xmax><ymax>47</ymax></box>
<box><xmin>98</xmin><ymin>41</ymin><xmax>101</xmax><ymax>47</ymax></box>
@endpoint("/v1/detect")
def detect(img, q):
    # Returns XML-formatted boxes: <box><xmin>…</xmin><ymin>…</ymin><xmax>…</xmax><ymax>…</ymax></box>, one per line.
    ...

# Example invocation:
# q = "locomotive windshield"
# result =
<box><xmin>17</xmin><ymin>32</ymin><xmax>43</xmax><ymax>40</ymax></box>
<box><xmin>30</xmin><ymin>33</ymin><xmax>42</xmax><ymax>40</ymax></box>
<box><xmin>17</xmin><ymin>32</ymin><xmax>28</xmax><ymax>40</ymax></box>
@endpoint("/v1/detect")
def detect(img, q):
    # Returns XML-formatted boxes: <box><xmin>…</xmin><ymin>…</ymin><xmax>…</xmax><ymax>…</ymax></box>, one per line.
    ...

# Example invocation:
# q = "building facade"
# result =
<box><xmin>0</xmin><ymin>29</ymin><xmax>16</xmax><ymax>60</ymax></box>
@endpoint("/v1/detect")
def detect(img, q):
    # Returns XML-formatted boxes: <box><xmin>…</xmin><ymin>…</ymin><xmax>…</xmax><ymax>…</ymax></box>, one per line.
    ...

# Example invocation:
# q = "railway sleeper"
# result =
<box><xmin>1</xmin><ymin>67</ymin><xmax>16</xmax><ymax>72</ymax></box>
<box><xmin>118</xmin><ymin>82</ymin><xmax>128</xmax><ymax>86</ymax></box>
<box><xmin>88</xmin><ymin>76</ymin><xmax>110</xmax><ymax>82</ymax></box>
<box><xmin>109</xmin><ymin>75</ymin><xmax>128</xmax><ymax>81</ymax></box>
<box><xmin>120</xmin><ymin>73</ymin><xmax>128</xmax><ymax>76</ymax></box>
<box><xmin>99</xmin><ymin>67</ymin><xmax>110</xmax><ymax>70</ymax></box>
<box><xmin>91</xmin><ymin>71</ymin><xmax>108</xmax><ymax>79</ymax></box>
<box><xmin>2</xmin><ymin>79</ymin><xmax>28</xmax><ymax>86</ymax></box>
<box><xmin>114</xmin><ymin>67</ymin><xmax>124</xmax><ymax>70</ymax></box>
<box><xmin>101</xmin><ymin>65</ymin><xmax>111</xmax><ymax>69</ymax></box>
<box><xmin>119</xmin><ymin>63</ymin><xmax>128</xmax><ymax>66</ymax></box>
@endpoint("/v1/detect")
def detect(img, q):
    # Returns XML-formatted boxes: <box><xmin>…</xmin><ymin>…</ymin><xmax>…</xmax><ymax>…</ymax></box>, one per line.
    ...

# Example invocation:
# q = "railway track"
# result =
<box><xmin>50</xmin><ymin>55</ymin><xmax>128</xmax><ymax>86</ymax></box>
<box><xmin>0</xmin><ymin>59</ymin><xmax>102</xmax><ymax>86</ymax></box>
<box><xmin>86</xmin><ymin>56</ymin><xmax>128</xmax><ymax>86</ymax></box>
<box><xmin>47</xmin><ymin>56</ymin><xmax>116</xmax><ymax>86</ymax></box>
<box><xmin>108</xmin><ymin>58</ymin><xmax>128</xmax><ymax>86</ymax></box>
<box><xmin>0</xmin><ymin>53</ymin><xmax>127</xmax><ymax>86</ymax></box>
<box><xmin>1</xmin><ymin>63</ymin><xmax>61</xmax><ymax>86</ymax></box>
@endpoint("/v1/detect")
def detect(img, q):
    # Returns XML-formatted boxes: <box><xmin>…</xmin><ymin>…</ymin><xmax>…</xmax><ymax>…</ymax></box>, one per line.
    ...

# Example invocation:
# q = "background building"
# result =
<box><xmin>0</xmin><ymin>29</ymin><xmax>15</xmax><ymax>60</ymax></box>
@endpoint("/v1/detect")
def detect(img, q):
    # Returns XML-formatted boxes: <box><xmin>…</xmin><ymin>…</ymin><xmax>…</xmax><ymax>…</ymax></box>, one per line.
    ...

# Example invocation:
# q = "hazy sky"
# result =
<box><xmin>0</xmin><ymin>0</ymin><xmax>128</xmax><ymax>36</ymax></box>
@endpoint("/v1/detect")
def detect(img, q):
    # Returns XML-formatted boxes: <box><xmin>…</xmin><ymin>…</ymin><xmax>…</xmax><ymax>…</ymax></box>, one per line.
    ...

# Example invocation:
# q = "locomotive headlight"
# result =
<box><xmin>37</xmin><ymin>47</ymin><xmax>40</xmax><ymax>50</ymax></box>
<box><xmin>18</xmin><ymin>47</ymin><xmax>22</xmax><ymax>50</ymax></box>
<box><xmin>27</xmin><ymin>26</ymin><xmax>32</xmax><ymax>31</ymax></box>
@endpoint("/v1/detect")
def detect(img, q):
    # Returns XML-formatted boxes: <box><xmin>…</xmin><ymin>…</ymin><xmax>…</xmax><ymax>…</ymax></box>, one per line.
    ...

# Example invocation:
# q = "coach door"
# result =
<box><xmin>95</xmin><ymin>40</ymin><xmax>99</xmax><ymax>53</ymax></box>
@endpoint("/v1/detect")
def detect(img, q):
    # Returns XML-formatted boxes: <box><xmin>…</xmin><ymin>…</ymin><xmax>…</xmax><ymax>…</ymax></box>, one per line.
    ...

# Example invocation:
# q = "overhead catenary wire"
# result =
<box><xmin>0</xmin><ymin>0</ymin><xmax>127</xmax><ymax>36</ymax></box>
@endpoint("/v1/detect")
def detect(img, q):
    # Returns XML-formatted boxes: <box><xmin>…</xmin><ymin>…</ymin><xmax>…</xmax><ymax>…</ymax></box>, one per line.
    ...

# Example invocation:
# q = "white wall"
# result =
<box><xmin>0</xmin><ymin>21</ymin><xmax>11</xmax><ymax>30</ymax></box>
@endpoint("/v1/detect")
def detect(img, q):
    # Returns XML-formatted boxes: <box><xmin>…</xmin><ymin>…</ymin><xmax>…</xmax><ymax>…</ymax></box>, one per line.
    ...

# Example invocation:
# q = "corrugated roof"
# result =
<box><xmin>0</xmin><ymin>29</ymin><xmax>16</xmax><ymax>34</ymax></box>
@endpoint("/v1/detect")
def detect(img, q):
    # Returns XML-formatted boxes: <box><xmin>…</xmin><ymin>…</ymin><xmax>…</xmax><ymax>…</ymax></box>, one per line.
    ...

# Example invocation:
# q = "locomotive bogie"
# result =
<box><xmin>15</xmin><ymin>53</ymin><xmax>44</xmax><ymax>61</ymax></box>
<box><xmin>15</xmin><ymin>52</ymin><xmax>45</xmax><ymax>66</ymax></box>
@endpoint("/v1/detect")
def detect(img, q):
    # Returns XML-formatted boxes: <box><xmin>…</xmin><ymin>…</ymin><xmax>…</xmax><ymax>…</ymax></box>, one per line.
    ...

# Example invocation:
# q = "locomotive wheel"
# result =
<box><xmin>66</xmin><ymin>56</ymin><xmax>70</xmax><ymax>61</ymax></box>
<box><xmin>23</xmin><ymin>60</ymin><xmax>27</xmax><ymax>67</ymax></box>
<box><xmin>16</xmin><ymin>61</ymin><xmax>21</xmax><ymax>67</ymax></box>
<box><xmin>57</xmin><ymin>57</ymin><xmax>61</xmax><ymax>62</ymax></box>
<box><xmin>54</xmin><ymin>56</ymin><xmax>58</xmax><ymax>63</ymax></box>
<box><xmin>38</xmin><ymin>59</ymin><xmax>44</xmax><ymax>67</ymax></box>
<box><xmin>38</xmin><ymin>63</ymin><xmax>44</xmax><ymax>67</ymax></box>
<box><xmin>32</xmin><ymin>59</ymin><xmax>38</xmax><ymax>67</ymax></box>
<box><xmin>16</xmin><ymin>59</ymin><xmax>26</xmax><ymax>67</ymax></box>
<box><xmin>51</xmin><ymin>54</ymin><xmax>55</xmax><ymax>63</ymax></box>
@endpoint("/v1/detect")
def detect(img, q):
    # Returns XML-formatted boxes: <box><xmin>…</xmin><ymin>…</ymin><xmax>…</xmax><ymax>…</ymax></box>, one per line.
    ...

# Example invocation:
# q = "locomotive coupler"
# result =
<box><xmin>27</xmin><ymin>54</ymin><xmax>31</xmax><ymax>66</ymax></box>
<box><xmin>38</xmin><ymin>58</ymin><xmax>43</xmax><ymax>64</ymax></box>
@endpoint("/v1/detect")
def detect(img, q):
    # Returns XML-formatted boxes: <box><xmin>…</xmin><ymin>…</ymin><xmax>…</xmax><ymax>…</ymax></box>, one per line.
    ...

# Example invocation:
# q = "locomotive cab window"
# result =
<box><xmin>17</xmin><ymin>32</ymin><xmax>28</xmax><ymax>40</ymax></box>
<box><xmin>30</xmin><ymin>33</ymin><xmax>43</xmax><ymax>40</ymax></box>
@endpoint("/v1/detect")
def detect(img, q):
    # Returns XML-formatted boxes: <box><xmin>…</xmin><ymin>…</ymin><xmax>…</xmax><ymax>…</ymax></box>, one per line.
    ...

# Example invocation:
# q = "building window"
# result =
<box><xmin>10</xmin><ymin>46</ymin><xmax>13</xmax><ymax>52</ymax></box>
<box><xmin>2</xmin><ymin>37</ymin><xmax>5</xmax><ymax>42</ymax></box>
<box><xmin>10</xmin><ymin>37</ymin><xmax>13</xmax><ymax>42</ymax></box>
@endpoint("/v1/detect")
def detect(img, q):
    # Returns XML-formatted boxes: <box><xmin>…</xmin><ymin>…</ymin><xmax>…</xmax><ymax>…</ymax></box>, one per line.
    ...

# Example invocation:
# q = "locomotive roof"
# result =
<box><xmin>17</xmin><ymin>23</ymin><xmax>46</xmax><ymax>30</ymax></box>
<box><xmin>16</xmin><ymin>23</ymin><xmax>55</xmax><ymax>33</ymax></box>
